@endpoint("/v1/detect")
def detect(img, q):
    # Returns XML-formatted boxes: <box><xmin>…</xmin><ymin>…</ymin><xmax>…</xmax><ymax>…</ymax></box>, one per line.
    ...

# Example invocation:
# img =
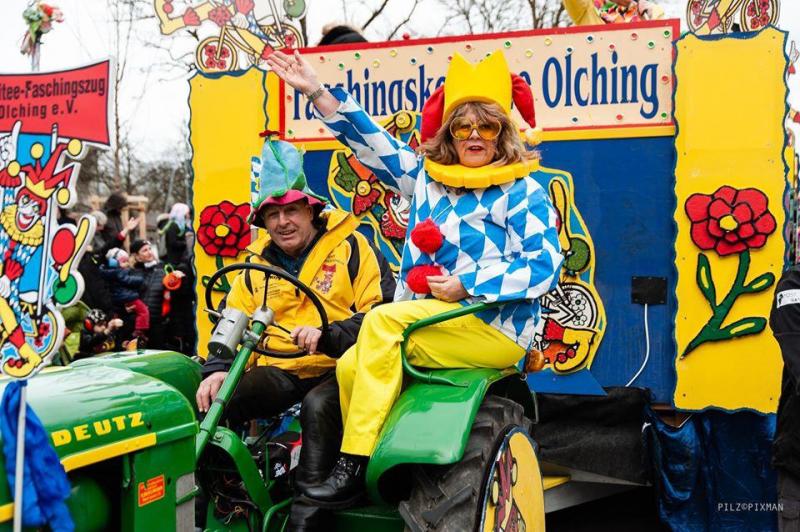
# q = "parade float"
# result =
<box><xmin>0</xmin><ymin>3</ymin><xmax>795</xmax><ymax>530</ymax></box>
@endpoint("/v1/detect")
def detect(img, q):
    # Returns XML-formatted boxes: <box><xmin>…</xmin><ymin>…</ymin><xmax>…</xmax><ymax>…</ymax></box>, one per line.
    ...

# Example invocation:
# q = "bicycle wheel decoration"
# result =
<box><xmin>686</xmin><ymin>0</ymin><xmax>781</xmax><ymax>35</ymax></box>
<box><xmin>196</xmin><ymin>37</ymin><xmax>238</xmax><ymax>73</ymax></box>
<box><xmin>739</xmin><ymin>0</ymin><xmax>779</xmax><ymax>31</ymax></box>
<box><xmin>154</xmin><ymin>0</ymin><xmax>307</xmax><ymax>73</ymax></box>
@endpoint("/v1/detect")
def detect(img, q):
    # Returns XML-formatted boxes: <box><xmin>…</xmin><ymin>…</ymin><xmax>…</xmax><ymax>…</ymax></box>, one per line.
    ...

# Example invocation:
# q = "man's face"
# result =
<box><xmin>135</xmin><ymin>244</ymin><xmax>155</xmax><ymax>263</ymax></box>
<box><xmin>263</xmin><ymin>201</ymin><xmax>316</xmax><ymax>257</ymax></box>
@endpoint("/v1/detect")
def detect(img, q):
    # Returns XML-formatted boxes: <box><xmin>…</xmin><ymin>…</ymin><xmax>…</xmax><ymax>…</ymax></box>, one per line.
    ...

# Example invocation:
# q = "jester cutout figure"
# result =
<box><xmin>0</xmin><ymin>122</ymin><xmax>93</xmax><ymax>378</ymax></box>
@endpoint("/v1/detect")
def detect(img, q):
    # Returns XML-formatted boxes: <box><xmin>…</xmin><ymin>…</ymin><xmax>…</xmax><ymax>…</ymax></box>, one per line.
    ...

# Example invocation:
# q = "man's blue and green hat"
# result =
<box><xmin>249</xmin><ymin>131</ymin><xmax>327</xmax><ymax>229</ymax></box>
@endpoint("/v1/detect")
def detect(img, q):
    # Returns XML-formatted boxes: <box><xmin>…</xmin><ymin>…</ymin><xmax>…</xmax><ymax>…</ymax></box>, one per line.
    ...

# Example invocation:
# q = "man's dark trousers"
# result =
<box><xmin>224</xmin><ymin>365</ymin><xmax>342</xmax><ymax>531</ymax></box>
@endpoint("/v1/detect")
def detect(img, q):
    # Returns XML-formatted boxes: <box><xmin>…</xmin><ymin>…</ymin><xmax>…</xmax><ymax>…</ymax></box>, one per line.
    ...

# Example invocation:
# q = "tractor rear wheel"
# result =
<box><xmin>399</xmin><ymin>395</ymin><xmax>545</xmax><ymax>532</ymax></box>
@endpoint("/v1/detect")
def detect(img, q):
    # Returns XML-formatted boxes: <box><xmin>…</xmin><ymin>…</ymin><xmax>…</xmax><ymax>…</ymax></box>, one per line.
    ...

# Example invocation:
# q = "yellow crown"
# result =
<box><xmin>443</xmin><ymin>50</ymin><xmax>512</xmax><ymax>119</ymax></box>
<box><xmin>24</xmin><ymin>175</ymin><xmax>58</xmax><ymax>199</ymax></box>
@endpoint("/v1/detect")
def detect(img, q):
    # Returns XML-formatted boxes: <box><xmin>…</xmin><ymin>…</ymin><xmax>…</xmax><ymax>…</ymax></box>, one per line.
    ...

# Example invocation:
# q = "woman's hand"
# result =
<box><xmin>121</xmin><ymin>216</ymin><xmax>140</xmax><ymax>239</ymax></box>
<box><xmin>427</xmin><ymin>275</ymin><xmax>469</xmax><ymax>303</ymax></box>
<box><xmin>266</xmin><ymin>50</ymin><xmax>340</xmax><ymax>116</ymax></box>
<box><xmin>265</xmin><ymin>50</ymin><xmax>319</xmax><ymax>95</ymax></box>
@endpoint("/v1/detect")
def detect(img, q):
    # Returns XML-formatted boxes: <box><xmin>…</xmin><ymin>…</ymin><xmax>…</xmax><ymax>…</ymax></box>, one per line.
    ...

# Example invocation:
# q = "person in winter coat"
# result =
<box><xmin>100</xmin><ymin>248</ymin><xmax>150</xmax><ymax>342</ymax></box>
<box><xmin>267</xmin><ymin>49</ymin><xmax>562</xmax><ymax>506</ymax></box>
<box><xmin>77</xmin><ymin>210</ymin><xmax>114</xmax><ymax>316</ymax></box>
<box><xmin>100</xmin><ymin>192</ymin><xmax>141</xmax><ymax>252</ymax></box>
<box><xmin>318</xmin><ymin>23</ymin><xmax>367</xmax><ymax>46</ymax></box>
<box><xmin>130</xmin><ymin>239</ymin><xmax>184</xmax><ymax>349</ymax></box>
<box><xmin>770</xmin><ymin>266</ymin><xmax>800</xmax><ymax>532</ymax></box>
<box><xmin>160</xmin><ymin>202</ymin><xmax>192</xmax><ymax>266</ymax></box>
<box><xmin>195</xmin><ymin>136</ymin><xmax>395</xmax><ymax>531</ymax></box>
<box><xmin>78</xmin><ymin>309</ymin><xmax>123</xmax><ymax>359</ymax></box>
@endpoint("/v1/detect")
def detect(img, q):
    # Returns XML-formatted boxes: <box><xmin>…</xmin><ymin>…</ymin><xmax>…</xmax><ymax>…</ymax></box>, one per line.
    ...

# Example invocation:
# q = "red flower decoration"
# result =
<box><xmin>685</xmin><ymin>185</ymin><xmax>777</xmax><ymax>256</ymax></box>
<box><xmin>197</xmin><ymin>201</ymin><xmax>252</xmax><ymax>257</ymax></box>
<box><xmin>209</xmin><ymin>6</ymin><xmax>232</xmax><ymax>27</ymax></box>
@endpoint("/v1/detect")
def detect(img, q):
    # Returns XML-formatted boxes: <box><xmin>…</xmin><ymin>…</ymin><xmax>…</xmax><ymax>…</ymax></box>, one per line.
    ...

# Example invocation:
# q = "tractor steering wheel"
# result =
<box><xmin>205</xmin><ymin>263</ymin><xmax>329</xmax><ymax>359</ymax></box>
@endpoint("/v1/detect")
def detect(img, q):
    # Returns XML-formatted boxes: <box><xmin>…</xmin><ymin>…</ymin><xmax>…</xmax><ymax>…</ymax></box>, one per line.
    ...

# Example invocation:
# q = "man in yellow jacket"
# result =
<box><xmin>196</xmin><ymin>136</ymin><xmax>395</xmax><ymax>531</ymax></box>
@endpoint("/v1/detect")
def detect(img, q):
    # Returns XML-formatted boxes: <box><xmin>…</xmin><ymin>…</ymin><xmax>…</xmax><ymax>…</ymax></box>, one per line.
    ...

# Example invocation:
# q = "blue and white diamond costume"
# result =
<box><xmin>318</xmin><ymin>51</ymin><xmax>563</xmax><ymax>457</ymax></box>
<box><xmin>318</xmin><ymin>88</ymin><xmax>563</xmax><ymax>349</ymax></box>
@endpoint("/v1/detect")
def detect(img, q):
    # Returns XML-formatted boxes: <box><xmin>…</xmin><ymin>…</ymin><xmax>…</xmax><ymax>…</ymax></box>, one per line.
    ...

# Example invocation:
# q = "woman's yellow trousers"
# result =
<box><xmin>336</xmin><ymin>299</ymin><xmax>525</xmax><ymax>456</ymax></box>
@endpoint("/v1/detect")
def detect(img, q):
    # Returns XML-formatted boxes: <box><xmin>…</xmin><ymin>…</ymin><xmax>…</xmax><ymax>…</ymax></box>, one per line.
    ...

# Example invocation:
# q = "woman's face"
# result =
<box><xmin>451</xmin><ymin>109</ymin><xmax>499</xmax><ymax>168</ymax></box>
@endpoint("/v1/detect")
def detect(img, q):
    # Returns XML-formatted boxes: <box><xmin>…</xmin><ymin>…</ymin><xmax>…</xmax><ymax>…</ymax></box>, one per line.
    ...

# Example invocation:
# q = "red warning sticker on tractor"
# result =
<box><xmin>138</xmin><ymin>475</ymin><xmax>165</xmax><ymax>507</ymax></box>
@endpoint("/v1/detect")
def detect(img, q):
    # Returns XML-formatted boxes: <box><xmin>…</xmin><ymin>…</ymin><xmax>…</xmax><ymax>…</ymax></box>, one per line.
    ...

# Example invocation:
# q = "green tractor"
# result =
<box><xmin>0</xmin><ymin>262</ymin><xmax>546</xmax><ymax>531</ymax></box>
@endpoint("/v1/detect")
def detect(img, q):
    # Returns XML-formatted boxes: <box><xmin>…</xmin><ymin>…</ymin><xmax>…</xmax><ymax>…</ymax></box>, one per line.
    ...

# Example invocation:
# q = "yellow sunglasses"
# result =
<box><xmin>449</xmin><ymin>117</ymin><xmax>503</xmax><ymax>141</ymax></box>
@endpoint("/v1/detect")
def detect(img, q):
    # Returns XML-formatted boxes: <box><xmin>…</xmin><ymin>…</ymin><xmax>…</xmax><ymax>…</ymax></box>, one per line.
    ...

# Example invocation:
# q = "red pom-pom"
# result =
<box><xmin>410</xmin><ymin>218</ymin><xmax>443</xmax><ymax>254</ymax></box>
<box><xmin>406</xmin><ymin>264</ymin><xmax>443</xmax><ymax>294</ymax></box>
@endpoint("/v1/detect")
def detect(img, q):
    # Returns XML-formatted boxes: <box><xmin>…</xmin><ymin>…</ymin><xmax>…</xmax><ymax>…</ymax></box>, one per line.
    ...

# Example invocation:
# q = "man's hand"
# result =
<box><xmin>196</xmin><ymin>371</ymin><xmax>228</xmax><ymax>413</ymax></box>
<box><xmin>291</xmin><ymin>326</ymin><xmax>322</xmax><ymax>353</ymax></box>
<box><xmin>427</xmin><ymin>275</ymin><xmax>468</xmax><ymax>302</ymax></box>
<box><xmin>108</xmin><ymin>318</ymin><xmax>124</xmax><ymax>330</ymax></box>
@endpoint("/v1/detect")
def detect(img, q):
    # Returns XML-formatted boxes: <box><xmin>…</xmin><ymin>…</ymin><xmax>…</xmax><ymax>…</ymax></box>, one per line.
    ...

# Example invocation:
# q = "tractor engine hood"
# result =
<box><xmin>0</xmin><ymin>351</ymin><xmax>200</xmax><ymax>507</ymax></box>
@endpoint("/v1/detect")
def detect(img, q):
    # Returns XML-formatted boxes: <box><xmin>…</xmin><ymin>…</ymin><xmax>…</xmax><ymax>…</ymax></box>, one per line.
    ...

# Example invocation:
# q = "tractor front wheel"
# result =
<box><xmin>399</xmin><ymin>395</ymin><xmax>545</xmax><ymax>532</ymax></box>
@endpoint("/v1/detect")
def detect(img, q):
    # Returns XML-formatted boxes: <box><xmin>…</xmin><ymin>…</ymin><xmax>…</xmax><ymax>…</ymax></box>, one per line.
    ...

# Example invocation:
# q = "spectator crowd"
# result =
<box><xmin>59</xmin><ymin>193</ymin><xmax>197</xmax><ymax>362</ymax></box>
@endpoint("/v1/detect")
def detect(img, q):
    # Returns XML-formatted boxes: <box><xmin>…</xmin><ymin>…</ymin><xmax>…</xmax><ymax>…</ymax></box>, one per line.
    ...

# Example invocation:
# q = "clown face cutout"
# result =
<box><xmin>15</xmin><ymin>191</ymin><xmax>45</xmax><ymax>233</ymax></box>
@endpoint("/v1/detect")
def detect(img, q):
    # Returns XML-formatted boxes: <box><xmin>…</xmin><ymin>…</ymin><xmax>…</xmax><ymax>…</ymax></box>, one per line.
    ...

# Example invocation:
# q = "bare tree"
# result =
<box><xmin>361</xmin><ymin>0</ymin><xmax>392</xmax><ymax>30</ymax></box>
<box><xmin>385</xmin><ymin>1</ymin><xmax>422</xmax><ymax>40</ymax></box>
<box><xmin>327</xmin><ymin>0</ymin><xmax>422</xmax><ymax>41</ymax></box>
<box><xmin>108</xmin><ymin>0</ymin><xmax>138</xmax><ymax>191</ymax></box>
<box><xmin>435</xmin><ymin>0</ymin><xmax>570</xmax><ymax>35</ymax></box>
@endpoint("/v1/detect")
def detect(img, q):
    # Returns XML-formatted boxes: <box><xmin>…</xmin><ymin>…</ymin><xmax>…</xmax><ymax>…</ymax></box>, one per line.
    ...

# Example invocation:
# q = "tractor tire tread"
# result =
<box><xmin>399</xmin><ymin>394</ymin><xmax>531</xmax><ymax>532</ymax></box>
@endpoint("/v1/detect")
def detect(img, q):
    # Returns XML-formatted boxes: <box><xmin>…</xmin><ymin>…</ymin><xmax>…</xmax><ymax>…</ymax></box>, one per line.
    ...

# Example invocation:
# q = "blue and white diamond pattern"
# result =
<box><xmin>318</xmin><ymin>88</ymin><xmax>563</xmax><ymax>348</ymax></box>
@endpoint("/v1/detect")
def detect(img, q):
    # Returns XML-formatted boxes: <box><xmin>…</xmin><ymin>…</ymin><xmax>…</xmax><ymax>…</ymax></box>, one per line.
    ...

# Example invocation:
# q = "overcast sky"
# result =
<box><xmin>0</xmin><ymin>0</ymin><xmax>797</xmax><ymax>160</ymax></box>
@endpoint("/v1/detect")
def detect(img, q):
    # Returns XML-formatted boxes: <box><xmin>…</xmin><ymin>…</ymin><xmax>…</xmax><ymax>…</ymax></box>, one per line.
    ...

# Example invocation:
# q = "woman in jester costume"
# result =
<box><xmin>267</xmin><ymin>49</ymin><xmax>563</xmax><ymax>504</ymax></box>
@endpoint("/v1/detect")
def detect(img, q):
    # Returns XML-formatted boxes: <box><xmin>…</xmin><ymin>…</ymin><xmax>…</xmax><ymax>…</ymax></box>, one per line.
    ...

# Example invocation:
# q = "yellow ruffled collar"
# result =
<box><xmin>423</xmin><ymin>158</ymin><xmax>539</xmax><ymax>188</ymax></box>
<box><xmin>1</xmin><ymin>206</ymin><xmax>44</xmax><ymax>246</ymax></box>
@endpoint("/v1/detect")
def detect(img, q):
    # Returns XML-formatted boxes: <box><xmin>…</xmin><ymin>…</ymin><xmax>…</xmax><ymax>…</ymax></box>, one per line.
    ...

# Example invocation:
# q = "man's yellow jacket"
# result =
<box><xmin>203</xmin><ymin>209</ymin><xmax>395</xmax><ymax>379</ymax></box>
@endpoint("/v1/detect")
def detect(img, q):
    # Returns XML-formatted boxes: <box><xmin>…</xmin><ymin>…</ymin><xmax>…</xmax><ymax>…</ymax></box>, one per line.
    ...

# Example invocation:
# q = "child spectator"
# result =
<box><xmin>77</xmin><ymin>309</ymin><xmax>123</xmax><ymax>359</ymax></box>
<box><xmin>101</xmin><ymin>248</ymin><xmax>150</xmax><ymax>345</ymax></box>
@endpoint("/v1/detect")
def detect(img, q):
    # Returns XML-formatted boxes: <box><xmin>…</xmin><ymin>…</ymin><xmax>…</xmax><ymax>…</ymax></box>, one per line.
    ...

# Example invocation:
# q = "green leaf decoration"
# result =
<box><xmin>334</xmin><ymin>152</ymin><xmax>359</xmax><ymax>191</ymax></box>
<box><xmin>564</xmin><ymin>237</ymin><xmax>591</xmax><ymax>274</ymax></box>
<box><xmin>292</xmin><ymin>172</ymin><xmax>308</xmax><ymax>191</ymax></box>
<box><xmin>742</xmin><ymin>272</ymin><xmax>775</xmax><ymax>294</ymax></box>
<box><xmin>720</xmin><ymin>316</ymin><xmax>767</xmax><ymax>339</ymax></box>
<box><xmin>695</xmin><ymin>253</ymin><xmax>716</xmax><ymax>307</ymax></box>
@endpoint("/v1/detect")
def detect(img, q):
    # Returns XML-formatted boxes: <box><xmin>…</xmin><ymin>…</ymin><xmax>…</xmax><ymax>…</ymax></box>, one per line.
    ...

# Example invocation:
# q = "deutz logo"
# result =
<box><xmin>50</xmin><ymin>412</ymin><xmax>145</xmax><ymax>447</ymax></box>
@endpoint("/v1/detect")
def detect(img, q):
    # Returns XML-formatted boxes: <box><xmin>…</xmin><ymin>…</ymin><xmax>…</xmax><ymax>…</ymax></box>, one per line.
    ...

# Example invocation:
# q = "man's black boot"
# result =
<box><xmin>287</xmin><ymin>498</ymin><xmax>328</xmax><ymax>532</ymax></box>
<box><xmin>302</xmin><ymin>453</ymin><xmax>367</xmax><ymax>509</ymax></box>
